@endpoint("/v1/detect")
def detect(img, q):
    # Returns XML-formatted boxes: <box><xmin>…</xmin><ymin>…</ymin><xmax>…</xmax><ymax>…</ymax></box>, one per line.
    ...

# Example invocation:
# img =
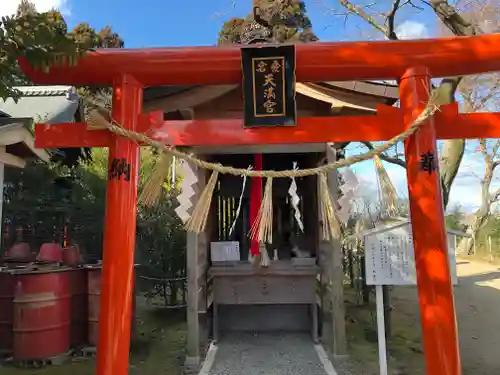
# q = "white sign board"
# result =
<box><xmin>210</xmin><ymin>241</ymin><xmax>240</xmax><ymax>262</ymax></box>
<box><xmin>363</xmin><ymin>224</ymin><xmax>459</xmax><ymax>375</ymax></box>
<box><xmin>364</xmin><ymin>226</ymin><xmax>458</xmax><ymax>286</ymax></box>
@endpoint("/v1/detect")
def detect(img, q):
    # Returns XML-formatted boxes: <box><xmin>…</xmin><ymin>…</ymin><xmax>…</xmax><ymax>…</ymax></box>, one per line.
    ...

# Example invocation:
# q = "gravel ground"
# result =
<box><xmin>390</xmin><ymin>259</ymin><xmax>500</xmax><ymax>375</ymax></box>
<box><xmin>208</xmin><ymin>332</ymin><xmax>328</xmax><ymax>375</ymax></box>
<box><xmin>331</xmin><ymin>357</ymin><xmax>359</xmax><ymax>375</ymax></box>
<box><xmin>452</xmin><ymin>260</ymin><xmax>500</xmax><ymax>375</ymax></box>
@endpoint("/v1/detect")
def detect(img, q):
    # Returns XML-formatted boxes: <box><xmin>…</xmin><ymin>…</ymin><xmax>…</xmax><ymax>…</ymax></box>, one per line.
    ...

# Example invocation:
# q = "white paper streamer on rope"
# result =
<box><xmin>288</xmin><ymin>162</ymin><xmax>304</xmax><ymax>232</ymax></box>
<box><xmin>229</xmin><ymin>165</ymin><xmax>252</xmax><ymax>236</ymax></box>
<box><xmin>175</xmin><ymin>160</ymin><xmax>198</xmax><ymax>223</ymax></box>
<box><xmin>337</xmin><ymin>167</ymin><xmax>359</xmax><ymax>224</ymax></box>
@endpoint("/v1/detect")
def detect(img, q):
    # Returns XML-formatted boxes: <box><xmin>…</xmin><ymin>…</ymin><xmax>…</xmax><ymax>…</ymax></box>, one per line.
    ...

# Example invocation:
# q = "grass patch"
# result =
<box><xmin>0</xmin><ymin>299</ymin><xmax>186</xmax><ymax>375</ymax></box>
<box><xmin>343</xmin><ymin>286</ymin><xmax>425</xmax><ymax>375</ymax></box>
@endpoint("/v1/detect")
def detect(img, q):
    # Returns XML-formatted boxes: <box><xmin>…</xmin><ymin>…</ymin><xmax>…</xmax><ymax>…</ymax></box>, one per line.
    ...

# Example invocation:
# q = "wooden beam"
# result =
<box><xmin>34</xmin><ymin>110</ymin><xmax>164</xmax><ymax>149</ymax></box>
<box><xmin>34</xmin><ymin>108</ymin><xmax>500</xmax><ymax>149</ymax></box>
<box><xmin>19</xmin><ymin>34</ymin><xmax>500</xmax><ymax>86</ymax></box>
<box><xmin>185</xmin><ymin>162</ymin><xmax>206</xmax><ymax>370</ymax></box>
<box><xmin>322</xmin><ymin>144</ymin><xmax>347</xmax><ymax>356</ymax></box>
<box><xmin>0</xmin><ymin>151</ymin><xmax>27</xmax><ymax>168</ymax></box>
<box><xmin>35</xmin><ymin>123</ymin><xmax>113</xmax><ymax>148</ymax></box>
<box><xmin>96</xmin><ymin>74</ymin><xmax>142</xmax><ymax>375</ymax></box>
<box><xmin>401</xmin><ymin>68</ymin><xmax>461</xmax><ymax>375</ymax></box>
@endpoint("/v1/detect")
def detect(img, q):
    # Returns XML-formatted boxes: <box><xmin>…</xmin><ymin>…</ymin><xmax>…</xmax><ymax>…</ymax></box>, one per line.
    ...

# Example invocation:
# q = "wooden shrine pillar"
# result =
<box><xmin>400</xmin><ymin>68</ymin><xmax>461</xmax><ymax>375</ymax></box>
<box><xmin>186</xmin><ymin>161</ymin><xmax>209</xmax><ymax>370</ymax></box>
<box><xmin>96</xmin><ymin>74</ymin><xmax>142</xmax><ymax>375</ymax></box>
<box><xmin>318</xmin><ymin>144</ymin><xmax>347</xmax><ymax>356</ymax></box>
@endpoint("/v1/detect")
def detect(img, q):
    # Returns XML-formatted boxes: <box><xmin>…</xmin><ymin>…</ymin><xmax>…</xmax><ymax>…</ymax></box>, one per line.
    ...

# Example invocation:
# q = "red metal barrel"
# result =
<box><xmin>5</xmin><ymin>243</ymin><xmax>31</xmax><ymax>261</ymax></box>
<box><xmin>12</xmin><ymin>267</ymin><xmax>71</xmax><ymax>360</ymax></box>
<box><xmin>86</xmin><ymin>265</ymin><xmax>100</xmax><ymax>347</ymax></box>
<box><xmin>0</xmin><ymin>269</ymin><xmax>14</xmax><ymax>355</ymax></box>
<box><xmin>86</xmin><ymin>264</ymin><xmax>137</xmax><ymax>347</ymax></box>
<box><xmin>69</xmin><ymin>268</ymin><xmax>88</xmax><ymax>348</ymax></box>
<box><xmin>63</xmin><ymin>246</ymin><xmax>82</xmax><ymax>267</ymax></box>
<box><xmin>37</xmin><ymin>243</ymin><xmax>63</xmax><ymax>263</ymax></box>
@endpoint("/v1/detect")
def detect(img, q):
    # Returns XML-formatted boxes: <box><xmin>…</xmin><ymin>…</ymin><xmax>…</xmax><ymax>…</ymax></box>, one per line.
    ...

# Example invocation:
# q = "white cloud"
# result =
<box><xmin>395</xmin><ymin>20</ymin><xmax>428</xmax><ymax>40</ymax></box>
<box><xmin>0</xmin><ymin>0</ymin><xmax>70</xmax><ymax>18</ymax></box>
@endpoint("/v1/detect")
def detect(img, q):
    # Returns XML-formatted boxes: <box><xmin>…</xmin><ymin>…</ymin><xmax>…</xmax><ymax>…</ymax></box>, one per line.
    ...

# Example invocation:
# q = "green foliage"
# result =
<box><xmin>0</xmin><ymin>5</ymin><xmax>83</xmax><ymax>99</ymax></box>
<box><xmin>70</xmin><ymin>22</ymin><xmax>124</xmax><ymax>114</ymax></box>
<box><xmin>0</xmin><ymin>1</ymin><xmax>124</xmax><ymax>101</ymax></box>
<box><xmin>0</xmin><ymin>1</ymin><xmax>124</xmax><ymax>167</ymax></box>
<box><xmin>137</xmin><ymin>196</ymin><xmax>186</xmax><ymax>277</ymax></box>
<box><xmin>445</xmin><ymin>205</ymin><xmax>466</xmax><ymax>231</ymax></box>
<box><xmin>218</xmin><ymin>0</ymin><xmax>318</xmax><ymax>45</ymax></box>
<box><xmin>3</xmin><ymin>149</ymin><xmax>185</xmax><ymax>274</ymax></box>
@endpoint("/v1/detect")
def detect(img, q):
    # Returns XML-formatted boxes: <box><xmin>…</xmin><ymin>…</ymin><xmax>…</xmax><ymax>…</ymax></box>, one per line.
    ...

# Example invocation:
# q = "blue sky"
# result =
<box><xmin>1</xmin><ymin>0</ymin><xmax>493</xmax><ymax>212</ymax></box>
<box><xmin>0</xmin><ymin>0</ymin><xmax>435</xmax><ymax>47</ymax></box>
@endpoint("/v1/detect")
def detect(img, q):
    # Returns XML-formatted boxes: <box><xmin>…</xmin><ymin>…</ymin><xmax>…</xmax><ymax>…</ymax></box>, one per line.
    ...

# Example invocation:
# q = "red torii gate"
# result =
<box><xmin>20</xmin><ymin>34</ymin><xmax>500</xmax><ymax>375</ymax></box>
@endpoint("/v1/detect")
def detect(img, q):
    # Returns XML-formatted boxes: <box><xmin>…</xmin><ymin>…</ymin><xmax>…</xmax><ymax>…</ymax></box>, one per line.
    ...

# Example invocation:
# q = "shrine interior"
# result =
<box><xmin>210</xmin><ymin>152</ymin><xmax>323</xmax><ymax>261</ymax></box>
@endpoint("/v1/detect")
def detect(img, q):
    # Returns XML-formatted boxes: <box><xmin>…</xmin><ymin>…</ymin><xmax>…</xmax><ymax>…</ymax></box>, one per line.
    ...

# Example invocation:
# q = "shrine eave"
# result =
<box><xmin>19</xmin><ymin>34</ymin><xmax>500</xmax><ymax>87</ymax></box>
<box><xmin>142</xmin><ymin>80</ymin><xmax>400</xmax><ymax>114</ymax></box>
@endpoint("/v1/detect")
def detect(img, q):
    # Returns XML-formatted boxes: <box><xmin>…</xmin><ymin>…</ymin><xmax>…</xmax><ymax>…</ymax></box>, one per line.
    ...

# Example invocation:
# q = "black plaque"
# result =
<box><xmin>241</xmin><ymin>45</ymin><xmax>296</xmax><ymax>127</ymax></box>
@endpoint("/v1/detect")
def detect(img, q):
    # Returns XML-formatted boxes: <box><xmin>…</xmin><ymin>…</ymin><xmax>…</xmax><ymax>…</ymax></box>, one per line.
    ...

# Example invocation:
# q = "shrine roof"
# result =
<box><xmin>142</xmin><ymin>81</ymin><xmax>399</xmax><ymax>116</ymax></box>
<box><xmin>143</xmin><ymin>81</ymin><xmax>399</xmax><ymax>104</ymax></box>
<box><xmin>0</xmin><ymin>86</ymin><xmax>80</xmax><ymax>124</ymax></box>
<box><xmin>0</xmin><ymin>118</ymin><xmax>50</xmax><ymax>165</ymax></box>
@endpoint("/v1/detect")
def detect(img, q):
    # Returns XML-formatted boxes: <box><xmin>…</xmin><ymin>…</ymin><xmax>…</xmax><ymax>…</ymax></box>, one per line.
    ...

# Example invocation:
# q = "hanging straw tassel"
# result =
<box><xmin>259</xmin><ymin>242</ymin><xmax>271</xmax><ymax>268</ymax></box>
<box><xmin>249</xmin><ymin>177</ymin><xmax>274</xmax><ymax>244</ymax></box>
<box><xmin>317</xmin><ymin>172</ymin><xmax>342</xmax><ymax>241</ymax></box>
<box><xmin>185</xmin><ymin>171</ymin><xmax>219</xmax><ymax>233</ymax></box>
<box><xmin>139</xmin><ymin>152</ymin><xmax>172</xmax><ymax>207</ymax></box>
<box><xmin>373</xmin><ymin>155</ymin><xmax>399</xmax><ymax>218</ymax></box>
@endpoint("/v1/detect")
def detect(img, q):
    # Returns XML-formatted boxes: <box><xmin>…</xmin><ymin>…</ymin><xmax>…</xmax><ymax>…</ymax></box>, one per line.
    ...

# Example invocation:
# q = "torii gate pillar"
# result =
<box><xmin>96</xmin><ymin>74</ymin><xmax>142</xmax><ymax>375</ymax></box>
<box><xmin>401</xmin><ymin>68</ymin><xmax>461</xmax><ymax>375</ymax></box>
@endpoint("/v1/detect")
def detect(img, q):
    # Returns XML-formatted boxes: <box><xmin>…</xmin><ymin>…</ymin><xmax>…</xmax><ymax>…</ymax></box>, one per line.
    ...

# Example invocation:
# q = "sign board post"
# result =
<box><xmin>375</xmin><ymin>285</ymin><xmax>388</xmax><ymax>375</ymax></box>
<box><xmin>363</xmin><ymin>227</ymin><xmax>458</xmax><ymax>375</ymax></box>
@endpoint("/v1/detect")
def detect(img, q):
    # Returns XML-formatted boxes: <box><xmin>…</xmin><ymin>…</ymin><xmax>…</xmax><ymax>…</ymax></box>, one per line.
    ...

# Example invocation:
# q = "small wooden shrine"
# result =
<box><xmin>143</xmin><ymin>76</ymin><xmax>399</xmax><ymax>365</ymax></box>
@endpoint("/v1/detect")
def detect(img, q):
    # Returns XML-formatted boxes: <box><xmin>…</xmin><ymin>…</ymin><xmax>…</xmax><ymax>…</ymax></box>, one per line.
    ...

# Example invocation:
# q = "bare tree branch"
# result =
<box><xmin>427</xmin><ymin>0</ymin><xmax>484</xmax><ymax>36</ymax></box>
<box><xmin>387</xmin><ymin>0</ymin><xmax>402</xmax><ymax>39</ymax></box>
<box><xmin>337</xmin><ymin>0</ymin><xmax>390</xmax><ymax>36</ymax></box>
<box><xmin>361</xmin><ymin>142</ymin><xmax>407</xmax><ymax>167</ymax></box>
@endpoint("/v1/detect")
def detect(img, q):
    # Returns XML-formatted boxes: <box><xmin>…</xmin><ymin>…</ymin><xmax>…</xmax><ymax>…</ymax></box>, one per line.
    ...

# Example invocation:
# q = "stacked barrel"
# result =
<box><xmin>0</xmin><ymin>243</ymin><xmax>136</xmax><ymax>366</ymax></box>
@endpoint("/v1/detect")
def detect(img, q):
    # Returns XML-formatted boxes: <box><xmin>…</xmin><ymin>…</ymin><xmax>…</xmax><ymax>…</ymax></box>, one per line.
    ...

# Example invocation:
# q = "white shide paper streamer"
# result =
<box><xmin>288</xmin><ymin>162</ymin><xmax>304</xmax><ymax>232</ymax></box>
<box><xmin>229</xmin><ymin>166</ymin><xmax>252</xmax><ymax>236</ymax></box>
<box><xmin>337</xmin><ymin>167</ymin><xmax>359</xmax><ymax>224</ymax></box>
<box><xmin>175</xmin><ymin>160</ymin><xmax>198</xmax><ymax>223</ymax></box>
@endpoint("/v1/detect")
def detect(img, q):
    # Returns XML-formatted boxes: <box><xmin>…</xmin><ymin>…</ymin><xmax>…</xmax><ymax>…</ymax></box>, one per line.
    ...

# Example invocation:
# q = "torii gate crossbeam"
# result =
<box><xmin>20</xmin><ymin>34</ymin><xmax>500</xmax><ymax>375</ymax></box>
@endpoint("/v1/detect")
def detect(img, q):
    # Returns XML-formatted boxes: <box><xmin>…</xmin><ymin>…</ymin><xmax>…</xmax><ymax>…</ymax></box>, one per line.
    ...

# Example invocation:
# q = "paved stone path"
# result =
<box><xmin>207</xmin><ymin>332</ymin><xmax>329</xmax><ymax>375</ymax></box>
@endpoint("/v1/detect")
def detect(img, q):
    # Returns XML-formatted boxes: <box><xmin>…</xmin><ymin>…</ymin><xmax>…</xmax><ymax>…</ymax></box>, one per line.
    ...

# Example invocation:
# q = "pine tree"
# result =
<box><xmin>218</xmin><ymin>0</ymin><xmax>318</xmax><ymax>45</ymax></box>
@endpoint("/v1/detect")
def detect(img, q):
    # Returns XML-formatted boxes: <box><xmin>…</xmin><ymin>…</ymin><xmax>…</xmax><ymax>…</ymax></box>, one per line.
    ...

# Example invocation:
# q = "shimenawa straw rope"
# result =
<box><xmin>139</xmin><ymin>152</ymin><xmax>172</xmax><ymax>207</ymax></box>
<box><xmin>85</xmin><ymin>89</ymin><xmax>440</xmax><ymax>243</ymax></box>
<box><xmin>373</xmin><ymin>154</ymin><xmax>400</xmax><ymax>218</ymax></box>
<box><xmin>86</xmin><ymin>89</ymin><xmax>440</xmax><ymax>179</ymax></box>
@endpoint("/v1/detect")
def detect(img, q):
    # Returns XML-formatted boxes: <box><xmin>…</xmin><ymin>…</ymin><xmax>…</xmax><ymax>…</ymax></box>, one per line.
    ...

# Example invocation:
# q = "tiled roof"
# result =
<box><xmin>13</xmin><ymin>85</ymin><xmax>78</xmax><ymax>98</ymax></box>
<box><xmin>0</xmin><ymin>86</ymin><xmax>80</xmax><ymax>123</ymax></box>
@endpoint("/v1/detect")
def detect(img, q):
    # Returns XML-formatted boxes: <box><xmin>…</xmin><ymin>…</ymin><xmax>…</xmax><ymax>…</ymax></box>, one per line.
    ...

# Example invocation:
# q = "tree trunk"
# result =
<box><xmin>459</xmin><ymin>161</ymin><xmax>494</xmax><ymax>254</ymax></box>
<box><xmin>460</xmin><ymin>212</ymin><xmax>488</xmax><ymax>255</ymax></box>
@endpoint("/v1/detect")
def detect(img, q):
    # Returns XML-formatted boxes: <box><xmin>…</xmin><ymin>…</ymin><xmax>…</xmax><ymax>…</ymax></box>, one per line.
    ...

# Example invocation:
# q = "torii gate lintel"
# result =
<box><xmin>19</xmin><ymin>34</ymin><xmax>500</xmax><ymax>375</ymax></box>
<box><xmin>33</xmin><ymin>103</ymin><xmax>500</xmax><ymax>149</ymax></box>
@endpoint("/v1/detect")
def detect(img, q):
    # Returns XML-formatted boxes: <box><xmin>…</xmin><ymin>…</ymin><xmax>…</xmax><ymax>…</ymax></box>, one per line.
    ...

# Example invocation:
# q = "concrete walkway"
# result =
<box><xmin>201</xmin><ymin>332</ymin><xmax>337</xmax><ymax>375</ymax></box>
